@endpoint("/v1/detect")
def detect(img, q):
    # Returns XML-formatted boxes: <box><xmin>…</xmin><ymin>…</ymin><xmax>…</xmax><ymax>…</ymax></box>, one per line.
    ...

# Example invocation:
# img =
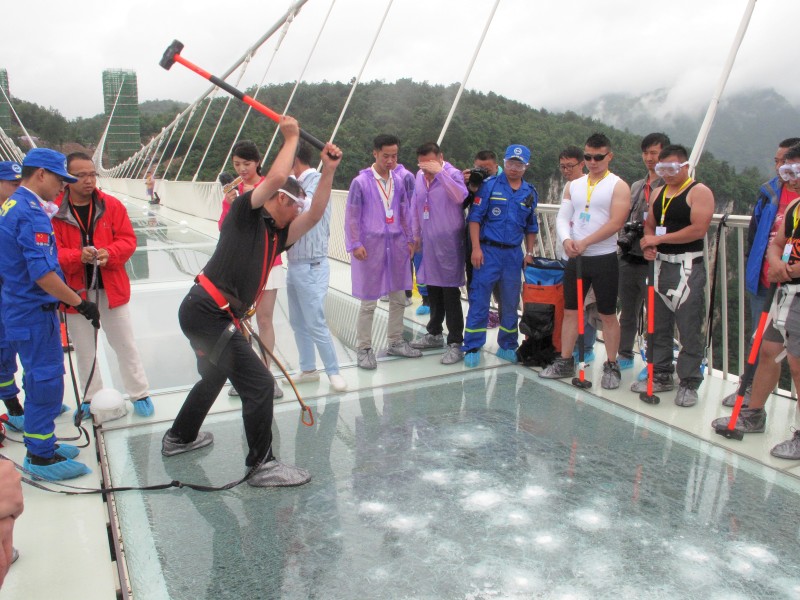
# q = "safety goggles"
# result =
<box><xmin>779</xmin><ymin>163</ymin><xmax>800</xmax><ymax>182</ymax></box>
<box><xmin>654</xmin><ymin>161</ymin><xmax>689</xmax><ymax>177</ymax></box>
<box><xmin>279</xmin><ymin>188</ymin><xmax>305</xmax><ymax>208</ymax></box>
<box><xmin>504</xmin><ymin>159</ymin><xmax>527</xmax><ymax>171</ymax></box>
<box><xmin>583</xmin><ymin>152</ymin><xmax>609</xmax><ymax>162</ymax></box>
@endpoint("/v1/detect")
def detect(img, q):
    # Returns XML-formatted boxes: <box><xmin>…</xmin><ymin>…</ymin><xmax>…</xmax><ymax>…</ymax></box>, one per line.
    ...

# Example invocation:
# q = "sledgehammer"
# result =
<box><xmin>160</xmin><ymin>40</ymin><xmax>330</xmax><ymax>154</ymax></box>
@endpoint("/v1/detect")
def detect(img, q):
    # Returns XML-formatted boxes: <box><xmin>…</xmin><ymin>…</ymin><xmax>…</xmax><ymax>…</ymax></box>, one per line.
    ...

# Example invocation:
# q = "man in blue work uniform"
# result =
<box><xmin>462</xmin><ymin>144</ymin><xmax>538</xmax><ymax>367</ymax></box>
<box><xmin>0</xmin><ymin>161</ymin><xmax>24</xmax><ymax>431</ymax></box>
<box><xmin>0</xmin><ymin>148</ymin><xmax>100</xmax><ymax>480</ymax></box>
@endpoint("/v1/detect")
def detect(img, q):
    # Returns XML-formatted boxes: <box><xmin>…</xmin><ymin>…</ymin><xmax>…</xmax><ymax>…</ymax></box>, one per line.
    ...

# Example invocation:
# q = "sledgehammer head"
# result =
<box><xmin>715</xmin><ymin>425</ymin><xmax>745</xmax><ymax>441</ymax></box>
<box><xmin>160</xmin><ymin>40</ymin><xmax>185</xmax><ymax>70</ymax></box>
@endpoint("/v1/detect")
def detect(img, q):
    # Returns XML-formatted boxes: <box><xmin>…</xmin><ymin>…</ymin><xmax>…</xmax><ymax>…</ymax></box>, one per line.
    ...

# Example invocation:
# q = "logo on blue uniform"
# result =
<box><xmin>492</xmin><ymin>207</ymin><xmax>501</xmax><ymax>216</ymax></box>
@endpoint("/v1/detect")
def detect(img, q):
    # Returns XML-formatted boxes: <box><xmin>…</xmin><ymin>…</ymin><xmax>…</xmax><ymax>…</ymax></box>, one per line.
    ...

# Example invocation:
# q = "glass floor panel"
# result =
<box><xmin>104</xmin><ymin>367</ymin><xmax>800</xmax><ymax>599</ymax></box>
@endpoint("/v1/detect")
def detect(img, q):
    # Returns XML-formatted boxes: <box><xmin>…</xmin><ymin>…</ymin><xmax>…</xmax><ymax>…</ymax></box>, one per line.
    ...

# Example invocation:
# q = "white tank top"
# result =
<box><xmin>567</xmin><ymin>172</ymin><xmax>621</xmax><ymax>257</ymax></box>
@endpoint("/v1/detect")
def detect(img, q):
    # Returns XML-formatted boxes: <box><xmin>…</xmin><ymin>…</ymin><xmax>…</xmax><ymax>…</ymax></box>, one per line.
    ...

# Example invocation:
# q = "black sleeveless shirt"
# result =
<box><xmin>203</xmin><ymin>191</ymin><xmax>289</xmax><ymax>317</ymax></box>
<box><xmin>652</xmin><ymin>180</ymin><xmax>704</xmax><ymax>254</ymax></box>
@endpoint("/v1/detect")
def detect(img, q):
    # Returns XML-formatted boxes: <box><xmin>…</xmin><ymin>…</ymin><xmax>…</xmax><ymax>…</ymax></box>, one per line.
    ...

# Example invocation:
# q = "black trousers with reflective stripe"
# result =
<box><xmin>173</xmin><ymin>286</ymin><xmax>274</xmax><ymax>466</ymax></box>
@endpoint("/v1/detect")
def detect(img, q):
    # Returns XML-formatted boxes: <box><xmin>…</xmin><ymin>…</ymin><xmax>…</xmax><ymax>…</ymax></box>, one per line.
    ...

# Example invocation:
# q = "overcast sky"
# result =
<box><xmin>2</xmin><ymin>0</ymin><xmax>798</xmax><ymax>121</ymax></box>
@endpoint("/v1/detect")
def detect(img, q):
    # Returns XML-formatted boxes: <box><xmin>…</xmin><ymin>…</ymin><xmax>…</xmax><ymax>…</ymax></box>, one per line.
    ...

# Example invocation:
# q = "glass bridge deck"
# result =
<box><xmin>106</xmin><ymin>367</ymin><xmax>800</xmax><ymax>599</ymax></box>
<box><xmin>5</xmin><ymin>198</ymin><xmax>800</xmax><ymax>600</ymax></box>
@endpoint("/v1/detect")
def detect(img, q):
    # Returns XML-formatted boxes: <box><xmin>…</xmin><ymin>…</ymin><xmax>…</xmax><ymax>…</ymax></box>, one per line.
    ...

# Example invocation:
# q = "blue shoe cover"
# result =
<box><xmin>464</xmin><ymin>352</ymin><xmax>480</xmax><ymax>368</ymax></box>
<box><xmin>60</xmin><ymin>404</ymin><xmax>70</xmax><ymax>415</ymax></box>
<box><xmin>133</xmin><ymin>397</ymin><xmax>154</xmax><ymax>417</ymax></box>
<box><xmin>55</xmin><ymin>444</ymin><xmax>80</xmax><ymax>459</ymax></box>
<box><xmin>572</xmin><ymin>350</ymin><xmax>595</xmax><ymax>364</ymax></box>
<box><xmin>23</xmin><ymin>456</ymin><xmax>91</xmax><ymax>481</ymax></box>
<box><xmin>415</xmin><ymin>305</ymin><xmax>430</xmax><ymax>316</ymax></box>
<box><xmin>74</xmin><ymin>403</ymin><xmax>91</xmax><ymax>421</ymax></box>
<box><xmin>5</xmin><ymin>415</ymin><xmax>24</xmax><ymax>432</ymax></box>
<box><xmin>496</xmin><ymin>348</ymin><xmax>518</xmax><ymax>363</ymax></box>
<box><xmin>618</xmin><ymin>356</ymin><xmax>634</xmax><ymax>370</ymax></box>
<box><xmin>637</xmin><ymin>366</ymin><xmax>649</xmax><ymax>381</ymax></box>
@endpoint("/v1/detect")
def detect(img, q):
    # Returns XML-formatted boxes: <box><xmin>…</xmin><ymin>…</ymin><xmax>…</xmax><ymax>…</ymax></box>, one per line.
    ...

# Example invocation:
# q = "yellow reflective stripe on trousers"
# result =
<box><xmin>0</xmin><ymin>378</ymin><xmax>15</xmax><ymax>388</ymax></box>
<box><xmin>23</xmin><ymin>431</ymin><xmax>55</xmax><ymax>440</ymax></box>
<box><xmin>498</xmin><ymin>325</ymin><xmax>517</xmax><ymax>333</ymax></box>
<box><xmin>465</xmin><ymin>327</ymin><xmax>487</xmax><ymax>333</ymax></box>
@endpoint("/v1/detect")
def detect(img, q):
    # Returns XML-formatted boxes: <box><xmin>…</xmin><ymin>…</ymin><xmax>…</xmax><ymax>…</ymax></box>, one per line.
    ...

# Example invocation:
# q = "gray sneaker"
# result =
<box><xmin>161</xmin><ymin>429</ymin><xmax>214</xmax><ymax>457</ymax></box>
<box><xmin>722</xmin><ymin>383</ymin><xmax>751</xmax><ymax>407</ymax></box>
<box><xmin>441</xmin><ymin>343</ymin><xmax>464</xmax><ymax>365</ymax></box>
<box><xmin>631</xmin><ymin>372</ymin><xmax>675</xmax><ymax>393</ymax></box>
<box><xmin>674</xmin><ymin>381</ymin><xmax>700</xmax><ymax>407</ymax></box>
<box><xmin>771</xmin><ymin>429</ymin><xmax>800</xmax><ymax>460</ymax></box>
<box><xmin>601</xmin><ymin>361</ymin><xmax>621</xmax><ymax>390</ymax></box>
<box><xmin>247</xmin><ymin>459</ymin><xmax>311</xmax><ymax>487</ymax></box>
<box><xmin>410</xmin><ymin>333</ymin><xmax>445</xmax><ymax>349</ymax></box>
<box><xmin>387</xmin><ymin>340</ymin><xmax>423</xmax><ymax>358</ymax></box>
<box><xmin>539</xmin><ymin>356</ymin><xmax>576</xmax><ymax>379</ymax></box>
<box><xmin>357</xmin><ymin>348</ymin><xmax>377</xmax><ymax>370</ymax></box>
<box><xmin>711</xmin><ymin>407</ymin><xmax>766</xmax><ymax>433</ymax></box>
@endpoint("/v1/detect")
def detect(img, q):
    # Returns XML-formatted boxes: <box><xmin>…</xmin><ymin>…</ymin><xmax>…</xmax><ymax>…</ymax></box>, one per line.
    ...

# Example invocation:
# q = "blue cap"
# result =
<box><xmin>22</xmin><ymin>148</ymin><xmax>78</xmax><ymax>183</ymax></box>
<box><xmin>504</xmin><ymin>144</ymin><xmax>531</xmax><ymax>165</ymax></box>
<box><xmin>0</xmin><ymin>161</ymin><xmax>22</xmax><ymax>181</ymax></box>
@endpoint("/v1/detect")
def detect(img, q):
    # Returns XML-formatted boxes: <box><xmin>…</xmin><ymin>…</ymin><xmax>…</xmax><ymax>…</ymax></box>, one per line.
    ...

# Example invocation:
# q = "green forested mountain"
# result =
<box><xmin>6</xmin><ymin>80</ymin><xmax>763</xmax><ymax>212</ymax></box>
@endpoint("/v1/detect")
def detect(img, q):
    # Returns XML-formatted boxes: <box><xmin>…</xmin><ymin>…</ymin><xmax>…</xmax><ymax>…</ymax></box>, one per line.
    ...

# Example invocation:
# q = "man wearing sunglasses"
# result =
<box><xmin>711</xmin><ymin>146</ymin><xmax>800</xmax><ymax>457</ymax></box>
<box><xmin>543</xmin><ymin>133</ymin><xmax>629</xmax><ymax>389</ymax></box>
<box><xmin>721</xmin><ymin>137</ymin><xmax>800</xmax><ymax>407</ymax></box>
<box><xmin>617</xmin><ymin>133</ymin><xmax>671</xmax><ymax>372</ymax></box>
<box><xmin>636</xmin><ymin>145</ymin><xmax>714</xmax><ymax>407</ymax></box>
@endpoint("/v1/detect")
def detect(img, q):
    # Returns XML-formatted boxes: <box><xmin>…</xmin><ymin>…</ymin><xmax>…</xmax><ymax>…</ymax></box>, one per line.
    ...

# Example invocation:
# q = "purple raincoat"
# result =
<box><xmin>411</xmin><ymin>162</ymin><xmax>468</xmax><ymax>287</ymax></box>
<box><xmin>345</xmin><ymin>166</ymin><xmax>413</xmax><ymax>300</ymax></box>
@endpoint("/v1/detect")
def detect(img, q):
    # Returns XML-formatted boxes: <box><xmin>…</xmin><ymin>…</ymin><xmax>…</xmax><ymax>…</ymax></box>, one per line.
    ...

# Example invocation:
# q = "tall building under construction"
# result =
<box><xmin>102</xmin><ymin>69</ymin><xmax>141</xmax><ymax>165</ymax></box>
<box><xmin>0</xmin><ymin>69</ymin><xmax>11</xmax><ymax>132</ymax></box>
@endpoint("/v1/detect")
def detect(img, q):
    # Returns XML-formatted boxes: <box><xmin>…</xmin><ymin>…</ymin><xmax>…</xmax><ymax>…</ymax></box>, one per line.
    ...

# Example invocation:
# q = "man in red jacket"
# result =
<box><xmin>52</xmin><ymin>152</ymin><xmax>154</xmax><ymax>418</ymax></box>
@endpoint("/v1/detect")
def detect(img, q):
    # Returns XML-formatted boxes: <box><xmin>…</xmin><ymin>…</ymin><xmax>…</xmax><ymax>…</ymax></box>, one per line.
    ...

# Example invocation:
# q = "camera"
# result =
<box><xmin>617</xmin><ymin>221</ymin><xmax>644</xmax><ymax>253</ymax></box>
<box><xmin>468</xmin><ymin>167</ymin><xmax>489</xmax><ymax>189</ymax></box>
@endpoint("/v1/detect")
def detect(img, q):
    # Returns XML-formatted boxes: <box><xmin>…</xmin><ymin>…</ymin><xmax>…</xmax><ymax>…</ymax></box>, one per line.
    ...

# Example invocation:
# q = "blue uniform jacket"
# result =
<box><xmin>745</xmin><ymin>176</ymin><xmax>781</xmax><ymax>295</ymax></box>
<box><xmin>468</xmin><ymin>173</ymin><xmax>538</xmax><ymax>246</ymax></box>
<box><xmin>0</xmin><ymin>186</ymin><xmax>63</xmax><ymax>324</ymax></box>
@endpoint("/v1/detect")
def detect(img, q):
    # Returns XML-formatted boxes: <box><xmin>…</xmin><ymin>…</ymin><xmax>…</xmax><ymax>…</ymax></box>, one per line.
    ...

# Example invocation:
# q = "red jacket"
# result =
<box><xmin>53</xmin><ymin>188</ymin><xmax>137</xmax><ymax>310</ymax></box>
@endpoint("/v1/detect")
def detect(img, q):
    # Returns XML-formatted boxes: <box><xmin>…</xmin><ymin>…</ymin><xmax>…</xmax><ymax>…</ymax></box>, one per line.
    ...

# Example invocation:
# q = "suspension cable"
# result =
<box><xmin>260</xmin><ymin>0</ymin><xmax>337</xmax><ymax>167</ymax></box>
<box><xmin>437</xmin><ymin>0</ymin><xmax>500</xmax><ymax>146</ymax></box>
<box><xmin>193</xmin><ymin>56</ymin><xmax>254</xmax><ymax>182</ymax></box>
<box><xmin>318</xmin><ymin>0</ymin><xmax>394</xmax><ymax>170</ymax></box>
<box><xmin>221</xmin><ymin>9</ymin><xmax>298</xmax><ymax>174</ymax></box>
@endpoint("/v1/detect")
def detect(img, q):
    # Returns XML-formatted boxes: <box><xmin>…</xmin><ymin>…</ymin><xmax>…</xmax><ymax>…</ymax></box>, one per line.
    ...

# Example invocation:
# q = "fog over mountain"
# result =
<box><xmin>577</xmin><ymin>88</ymin><xmax>800</xmax><ymax>176</ymax></box>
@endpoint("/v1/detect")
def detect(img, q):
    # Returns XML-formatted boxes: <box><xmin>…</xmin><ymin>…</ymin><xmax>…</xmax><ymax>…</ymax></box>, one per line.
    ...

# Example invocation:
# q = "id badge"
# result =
<box><xmin>386</xmin><ymin>216</ymin><xmax>395</xmax><ymax>224</ymax></box>
<box><xmin>655</xmin><ymin>226</ymin><xmax>667</xmax><ymax>236</ymax></box>
<box><xmin>579</xmin><ymin>211</ymin><xmax>591</xmax><ymax>222</ymax></box>
<box><xmin>423</xmin><ymin>207</ymin><xmax>430</xmax><ymax>220</ymax></box>
<box><xmin>782</xmin><ymin>243</ymin><xmax>793</xmax><ymax>263</ymax></box>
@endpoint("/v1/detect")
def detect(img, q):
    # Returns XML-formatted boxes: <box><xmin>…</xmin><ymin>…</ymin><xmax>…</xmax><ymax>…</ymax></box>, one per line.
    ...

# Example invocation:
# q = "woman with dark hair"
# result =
<box><xmin>221</xmin><ymin>140</ymin><xmax>286</xmax><ymax>398</ymax></box>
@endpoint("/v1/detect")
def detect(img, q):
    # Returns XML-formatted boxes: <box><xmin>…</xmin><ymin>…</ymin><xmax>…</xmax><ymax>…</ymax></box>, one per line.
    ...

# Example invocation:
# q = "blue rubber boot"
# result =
<box><xmin>74</xmin><ymin>403</ymin><xmax>91</xmax><ymax>422</ymax></box>
<box><xmin>133</xmin><ymin>397</ymin><xmax>154</xmax><ymax>417</ymax></box>
<box><xmin>55</xmin><ymin>444</ymin><xmax>80</xmax><ymax>460</ymax></box>
<box><xmin>496</xmin><ymin>348</ymin><xmax>518</xmax><ymax>363</ymax></box>
<box><xmin>464</xmin><ymin>351</ymin><xmax>481</xmax><ymax>368</ymax></box>
<box><xmin>5</xmin><ymin>415</ymin><xmax>24</xmax><ymax>432</ymax></box>
<box><xmin>23</xmin><ymin>455</ymin><xmax>91</xmax><ymax>481</ymax></box>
